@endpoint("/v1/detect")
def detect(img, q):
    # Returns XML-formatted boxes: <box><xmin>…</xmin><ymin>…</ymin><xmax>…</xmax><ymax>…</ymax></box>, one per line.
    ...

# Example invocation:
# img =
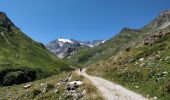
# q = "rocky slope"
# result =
<box><xmin>46</xmin><ymin>38</ymin><xmax>105</xmax><ymax>59</ymax></box>
<box><xmin>0</xmin><ymin>12</ymin><xmax>72</xmax><ymax>86</ymax></box>
<box><xmin>145</xmin><ymin>10</ymin><xmax>170</xmax><ymax>30</ymax></box>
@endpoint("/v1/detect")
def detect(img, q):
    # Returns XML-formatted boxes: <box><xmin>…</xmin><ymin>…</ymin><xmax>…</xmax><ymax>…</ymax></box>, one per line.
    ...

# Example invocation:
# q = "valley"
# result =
<box><xmin>0</xmin><ymin>6</ymin><xmax>170</xmax><ymax>100</ymax></box>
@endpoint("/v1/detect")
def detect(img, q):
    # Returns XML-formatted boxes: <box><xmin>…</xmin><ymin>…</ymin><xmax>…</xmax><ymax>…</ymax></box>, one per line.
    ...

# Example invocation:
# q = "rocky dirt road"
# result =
<box><xmin>76</xmin><ymin>69</ymin><xmax>147</xmax><ymax>100</ymax></box>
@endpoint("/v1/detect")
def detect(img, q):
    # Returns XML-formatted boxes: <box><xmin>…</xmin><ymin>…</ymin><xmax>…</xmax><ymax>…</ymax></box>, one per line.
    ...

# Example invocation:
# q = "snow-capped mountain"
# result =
<box><xmin>45</xmin><ymin>38</ymin><xmax>105</xmax><ymax>58</ymax></box>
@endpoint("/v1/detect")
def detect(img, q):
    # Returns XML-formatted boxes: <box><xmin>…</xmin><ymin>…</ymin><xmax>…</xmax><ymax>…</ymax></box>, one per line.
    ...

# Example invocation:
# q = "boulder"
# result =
<box><xmin>66</xmin><ymin>81</ymin><xmax>83</xmax><ymax>91</ymax></box>
<box><xmin>66</xmin><ymin>83</ymin><xmax>77</xmax><ymax>91</ymax></box>
<box><xmin>68</xmin><ymin>81</ymin><xmax>83</xmax><ymax>86</ymax></box>
<box><xmin>139</xmin><ymin>58</ymin><xmax>144</xmax><ymax>62</ymax></box>
<box><xmin>23</xmin><ymin>83</ymin><xmax>32</xmax><ymax>89</ymax></box>
<box><xmin>140</xmin><ymin>63</ymin><xmax>147</xmax><ymax>67</ymax></box>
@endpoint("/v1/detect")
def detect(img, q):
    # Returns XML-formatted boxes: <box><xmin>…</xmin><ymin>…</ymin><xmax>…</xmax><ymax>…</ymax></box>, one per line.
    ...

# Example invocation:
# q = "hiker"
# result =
<box><xmin>80</xmin><ymin>67</ymin><xmax>82</xmax><ymax>72</ymax></box>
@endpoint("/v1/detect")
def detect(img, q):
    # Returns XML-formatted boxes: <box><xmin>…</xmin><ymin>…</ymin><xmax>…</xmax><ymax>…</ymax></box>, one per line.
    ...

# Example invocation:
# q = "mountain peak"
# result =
<box><xmin>144</xmin><ymin>10</ymin><xmax>170</xmax><ymax>29</ymax></box>
<box><xmin>0</xmin><ymin>12</ymin><xmax>16</xmax><ymax>29</ymax></box>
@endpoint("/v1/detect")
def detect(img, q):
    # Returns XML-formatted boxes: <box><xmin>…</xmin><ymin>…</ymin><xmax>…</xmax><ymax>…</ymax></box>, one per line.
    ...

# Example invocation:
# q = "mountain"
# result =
<box><xmin>46</xmin><ymin>38</ymin><xmax>105</xmax><ymax>59</ymax></box>
<box><xmin>67</xmin><ymin>10</ymin><xmax>170</xmax><ymax>66</ymax></box>
<box><xmin>0</xmin><ymin>12</ymin><xmax>72</xmax><ymax>86</ymax></box>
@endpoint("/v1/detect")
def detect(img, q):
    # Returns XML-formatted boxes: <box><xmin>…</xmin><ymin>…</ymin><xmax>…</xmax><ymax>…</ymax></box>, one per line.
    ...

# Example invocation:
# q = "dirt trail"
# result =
<box><xmin>76</xmin><ymin>69</ymin><xmax>147</xmax><ymax>100</ymax></box>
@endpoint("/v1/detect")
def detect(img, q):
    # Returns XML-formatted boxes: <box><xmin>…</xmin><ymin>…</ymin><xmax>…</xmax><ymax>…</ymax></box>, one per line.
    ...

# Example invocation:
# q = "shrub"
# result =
<box><xmin>125</xmin><ymin>47</ymin><xmax>131</xmax><ymax>52</ymax></box>
<box><xmin>32</xmin><ymin>89</ymin><xmax>41</xmax><ymax>97</ymax></box>
<box><xmin>0</xmin><ymin>66</ymin><xmax>36</xmax><ymax>86</ymax></box>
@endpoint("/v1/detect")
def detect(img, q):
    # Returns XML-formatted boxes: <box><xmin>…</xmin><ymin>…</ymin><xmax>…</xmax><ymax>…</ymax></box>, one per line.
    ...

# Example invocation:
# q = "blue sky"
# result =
<box><xmin>0</xmin><ymin>0</ymin><xmax>170</xmax><ymax>44</ymax></box>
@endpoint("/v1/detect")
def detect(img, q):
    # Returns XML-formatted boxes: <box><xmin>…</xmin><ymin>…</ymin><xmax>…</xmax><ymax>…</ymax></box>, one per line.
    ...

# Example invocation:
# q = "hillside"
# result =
<box><xmin>67</xmin><ymin>10</ymin><xmax>170</xmax><ymax>66</ymax></box>
<box><xmin>87</xmin><ymin>28</ymin><xmax>170</xmax><ymax>99</ymax></box>
<box><xmin>85</xmin><ymin>10</ymin><xmax>170</xmax><ymax>100</ymax></box>
<box><xmin>0</xmin><ymin>12</ymin><xmax>72</xmax><ymax>86</ymax></box>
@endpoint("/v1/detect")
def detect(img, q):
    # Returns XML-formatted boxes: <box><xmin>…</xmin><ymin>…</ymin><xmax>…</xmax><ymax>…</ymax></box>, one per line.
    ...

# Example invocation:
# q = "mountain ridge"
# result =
<box><xmin>46</xmin><ymin>38</ymin><xmax>105</xmax><ymax>59</ymax></box>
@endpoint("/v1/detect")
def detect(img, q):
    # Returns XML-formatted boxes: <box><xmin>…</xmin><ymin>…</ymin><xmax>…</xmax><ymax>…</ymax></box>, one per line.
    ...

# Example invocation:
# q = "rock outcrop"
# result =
<box><xmin>144</xmin><ymin>31</ymin><xmax>170</xmax><ymax>45</ymax></box>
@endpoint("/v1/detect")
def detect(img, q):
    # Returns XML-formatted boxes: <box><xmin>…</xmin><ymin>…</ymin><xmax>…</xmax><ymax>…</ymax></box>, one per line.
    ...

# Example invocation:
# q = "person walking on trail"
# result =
<box><xmin>80</xmin><ymin>67</ymin><xmax>82</xmax><ymax>72</ymax></box>
<box><xmin>79</xmin><ymin>67</ymin><xmax>83</xmax><ymax>75</ymax></box>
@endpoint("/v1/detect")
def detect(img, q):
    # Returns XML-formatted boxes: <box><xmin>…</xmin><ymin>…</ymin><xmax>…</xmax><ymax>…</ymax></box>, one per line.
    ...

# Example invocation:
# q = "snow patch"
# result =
<box><xmin>88</xmin><ymin>45</ymin><xmax>94</xmax><ymax>47</ymax></box>
<box><xmin>80</xmin><ymin>42</ymin><xmax>85</xmax><ymax>45</ymax></box>
<box><xmin>102</xmin><ymin>41</ymin><xmax>106</xmax><ymax>43</ymax></box>
<box><xmin>59</xmin><ymin>42</ymin><xmax>64</xmax><ymax>47</ymax></box>
<box><xmin>58</xmin><ymin>38</ymin><xmax>73</xmax><ymax>43</ymax></box>
<box><xmin>57</xmin><ymin>38</ymin><xmax>74</xmax><ymax>47</ymax></box>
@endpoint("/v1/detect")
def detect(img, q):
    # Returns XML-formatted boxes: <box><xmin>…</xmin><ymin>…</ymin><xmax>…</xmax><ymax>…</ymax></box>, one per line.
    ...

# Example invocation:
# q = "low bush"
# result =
<box><xmin>0</xmin><ymin>66</ymin><xmax>36</xmax><ymax>86</ymax></box>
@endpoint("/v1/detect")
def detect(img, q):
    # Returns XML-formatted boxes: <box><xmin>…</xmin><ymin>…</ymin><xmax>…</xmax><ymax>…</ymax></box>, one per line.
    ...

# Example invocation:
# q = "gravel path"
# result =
<box><xmin>77</xmin><ymin>69</ymin><xmax>147</xmax><ymax>100</ymax></box>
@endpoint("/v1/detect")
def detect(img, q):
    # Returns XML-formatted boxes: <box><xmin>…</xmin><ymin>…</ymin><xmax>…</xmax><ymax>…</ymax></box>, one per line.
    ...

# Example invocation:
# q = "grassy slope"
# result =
<box><xmin>67</xmin><ymin>28</ymin><xmax>151</xmax><ymax>66</ymax></box>
<box><xmin>87</xmin><ymin>28</ymin><xmax>170</xmax><ymax>99</ymax></box>
<box><xmin>0</xmin><ymin>14</ymin><xmax>72</xmax><ymax>81</ymax></box>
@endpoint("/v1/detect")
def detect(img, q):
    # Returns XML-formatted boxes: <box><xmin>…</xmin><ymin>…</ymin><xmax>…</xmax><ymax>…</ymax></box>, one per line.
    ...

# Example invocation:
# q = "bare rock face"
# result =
<box><xmin>145</xmin><ymin>10</ymin><xmax>170</xmax><ymax>29</ymax></box>
<box><xmin>144</xmin><ymin>31</ymin><xmax>170</xmax><ymax>45</ymax></box>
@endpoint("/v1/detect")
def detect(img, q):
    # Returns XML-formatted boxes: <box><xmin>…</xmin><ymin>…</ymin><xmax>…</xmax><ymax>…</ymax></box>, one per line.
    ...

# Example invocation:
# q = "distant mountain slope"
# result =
<box><xmin>67</xmin><ymin>10</ymin><xmax>170</xmax><ymax>66</ymax></box>
<box><xmin>46</xmin><ymin>38</ymin><xmax>105</xmax><ymax>59</ymax></box>
<box><xmin>0</xmin><ymin>12</ymin><xmax>72</xmax><ymax>86</ymax></box>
